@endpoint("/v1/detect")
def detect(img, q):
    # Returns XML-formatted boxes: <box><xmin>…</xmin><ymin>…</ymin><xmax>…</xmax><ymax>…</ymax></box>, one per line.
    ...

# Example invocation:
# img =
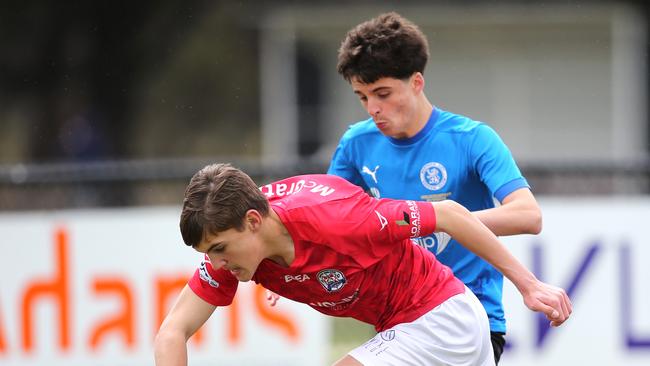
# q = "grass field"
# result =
<box><xmin>328</xmin><ymin>317</ymin><xmax>375</xmax><ymax>363</ymax></box>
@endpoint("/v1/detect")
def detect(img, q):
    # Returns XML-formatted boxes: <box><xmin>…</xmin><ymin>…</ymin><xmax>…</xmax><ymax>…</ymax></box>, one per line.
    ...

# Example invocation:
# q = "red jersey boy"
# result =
<box><xmin>155</xmin><ymin>164</ymin><xmax>571</xmax><ymax>366</ymax></box>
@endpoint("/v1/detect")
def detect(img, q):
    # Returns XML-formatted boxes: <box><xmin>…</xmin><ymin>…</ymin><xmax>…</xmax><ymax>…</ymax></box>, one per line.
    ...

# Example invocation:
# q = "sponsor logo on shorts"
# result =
<box><xmin>380</xmin><ymin>330</ymin><xmax>395</xmax><ymax>341</ymax></box>
<box><xmin>362</xmin><ymin>337</ymin><xmax>389</xmax><ymax>355</ymax></box>
<box><xmin>317</xmin><ymin>269</ymin><xmax>347</xmax><ymax>292</ymax></box>
<box><xmin>198</xmin><ymin>260</ymin><xmax>219</xmax><ymax>288</ymax></box>
<box><xmin>420</xmin><ymin>162</ymin><xmax>447</xmax><ymax>191</ymax></box>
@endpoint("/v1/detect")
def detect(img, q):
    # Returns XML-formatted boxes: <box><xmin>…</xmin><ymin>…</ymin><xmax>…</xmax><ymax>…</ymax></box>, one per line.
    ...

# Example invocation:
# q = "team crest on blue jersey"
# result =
<box><xmin>420</xmin><ymin>162</ymin><xmax>447</xmax><ymax>191</ymax></box>
<box><xmin>317</xmin><ymin>269</ymin><xmax>347</xmax><ymax>292</ymax></box>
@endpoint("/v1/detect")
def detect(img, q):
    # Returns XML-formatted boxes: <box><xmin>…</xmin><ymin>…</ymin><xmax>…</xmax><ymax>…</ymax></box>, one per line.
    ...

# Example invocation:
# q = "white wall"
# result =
<box><xmin>260</xmin><ymin>4</ymin><xmax>647</xmax><ymax>163</ymax></box>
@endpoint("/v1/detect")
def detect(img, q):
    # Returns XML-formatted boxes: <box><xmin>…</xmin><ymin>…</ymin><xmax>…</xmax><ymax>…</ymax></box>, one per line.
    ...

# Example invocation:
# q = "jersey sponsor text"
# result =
<box><xmin>261</xmin><ymin>179</ymin><xmax>336</xmax><ymax>198</ymax></box>
<box><xmin>284</xmin><ymin>274</ymin><xmax>311</xmax><ymax>282</ymax></box>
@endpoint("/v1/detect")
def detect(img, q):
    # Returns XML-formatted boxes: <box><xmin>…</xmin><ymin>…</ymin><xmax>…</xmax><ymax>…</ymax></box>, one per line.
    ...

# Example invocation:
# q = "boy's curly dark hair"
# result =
<box><xmin>337</xmin><ymin>12</ymin><xmax>429</xmax><ymax>83</ymax></box>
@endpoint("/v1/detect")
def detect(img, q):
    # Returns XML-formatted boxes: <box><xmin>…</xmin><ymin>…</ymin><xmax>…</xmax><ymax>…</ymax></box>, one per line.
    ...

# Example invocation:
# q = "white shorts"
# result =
<box><xmin>348</xmin><ymin>286</ymin><xmax>494</xmax><ymax>366</ymax></box>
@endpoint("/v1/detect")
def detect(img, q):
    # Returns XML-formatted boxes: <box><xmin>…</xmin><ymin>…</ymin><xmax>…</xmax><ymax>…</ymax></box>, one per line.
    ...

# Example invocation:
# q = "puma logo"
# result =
<box><xmin>362</xmin><ymin>165</ymin><xmax>380</xmax><ymax>184</ymax></box>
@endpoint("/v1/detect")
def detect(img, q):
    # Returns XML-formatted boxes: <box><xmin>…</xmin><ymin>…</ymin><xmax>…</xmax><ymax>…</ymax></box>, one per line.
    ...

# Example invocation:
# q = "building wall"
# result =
<box><xmin>260</xmin><ymin>3</ymin><xmax>647</xmax><ymax>164</ymax></box>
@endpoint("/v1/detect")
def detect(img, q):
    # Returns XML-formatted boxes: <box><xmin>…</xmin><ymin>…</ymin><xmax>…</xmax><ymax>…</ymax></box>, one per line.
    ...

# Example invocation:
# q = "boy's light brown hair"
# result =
<box><xmin>180</xmin><ymin>163</ymin><xmax>269</xmax><ymax>247</ymax></box>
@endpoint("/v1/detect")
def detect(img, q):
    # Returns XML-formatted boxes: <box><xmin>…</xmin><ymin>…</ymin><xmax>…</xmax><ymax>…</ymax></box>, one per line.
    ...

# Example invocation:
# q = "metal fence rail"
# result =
<box><xmin>1</xmin><ymin>156</ymin><xmax>649</xmax><ymax>211</ymax></box>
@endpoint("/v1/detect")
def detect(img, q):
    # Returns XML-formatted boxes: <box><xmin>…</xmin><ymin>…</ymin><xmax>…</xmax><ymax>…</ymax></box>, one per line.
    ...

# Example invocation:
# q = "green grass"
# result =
<box><xmin>328</xmin><ymin>317</ymin><xmax>376</xmax><ymax>363</ymax></box>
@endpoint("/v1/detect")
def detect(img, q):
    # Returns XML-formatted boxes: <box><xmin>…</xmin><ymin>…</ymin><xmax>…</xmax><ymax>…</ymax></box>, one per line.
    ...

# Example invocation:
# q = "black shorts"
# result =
<box><xmin>490</xmin><ymin>331</ymin><xmax>506</xmax><ymax>364</ymax></box>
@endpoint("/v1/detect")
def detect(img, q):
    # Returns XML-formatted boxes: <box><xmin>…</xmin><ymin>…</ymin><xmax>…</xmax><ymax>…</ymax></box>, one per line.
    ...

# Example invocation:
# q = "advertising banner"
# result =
<box><xmin>0</xmin><ymin>207</ymin><xmax>329</xmax><ymax>366</ymax></box>
<box><xmin>1</xmin><ymin>198</ymin><xmax>649</xmax><ymax>365</ymax></box>
<box><xmin>500</xmin><ymin>197</ymin><xmax>650</xmax><ymax>365</ymax></box>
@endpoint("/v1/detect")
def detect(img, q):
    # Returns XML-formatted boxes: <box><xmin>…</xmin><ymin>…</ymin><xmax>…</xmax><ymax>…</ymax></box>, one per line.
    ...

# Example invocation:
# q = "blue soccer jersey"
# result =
<box><xmin>328</xmin><ymin>107</ymin><xmax>529</xmax><ymax>333</ymax></box>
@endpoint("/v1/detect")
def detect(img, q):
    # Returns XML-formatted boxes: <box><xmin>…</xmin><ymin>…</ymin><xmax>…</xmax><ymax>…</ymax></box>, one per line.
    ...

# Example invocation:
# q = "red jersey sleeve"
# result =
<box><xmin>368</xmin><ymin>198</ymin><xmax>437</xmax><ymax>243</ymax></box>
<box><xmin>188</xmin><ymin>255</ymin><xmax>239</xmax><ymax>306</ymax></box>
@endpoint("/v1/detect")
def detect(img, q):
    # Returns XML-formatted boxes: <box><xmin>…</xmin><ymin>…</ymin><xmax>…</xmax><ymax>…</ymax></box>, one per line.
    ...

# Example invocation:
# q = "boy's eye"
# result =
<box><xmin>211</xmin><ymin>245</ymin><xmax>225</xmax><ymax>253</ymax></box>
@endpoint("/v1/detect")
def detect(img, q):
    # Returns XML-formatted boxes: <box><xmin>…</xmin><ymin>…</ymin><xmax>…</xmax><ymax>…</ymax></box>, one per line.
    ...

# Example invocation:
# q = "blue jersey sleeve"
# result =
<box><xmin>469</xmin><ymin>124</ymin><xmax>529</xmax><ymax>202</ymax></box>
<box><xmin>327</xmin><ymin>131</ymin><xmax>368</xmax><ymax>190</ymax></box>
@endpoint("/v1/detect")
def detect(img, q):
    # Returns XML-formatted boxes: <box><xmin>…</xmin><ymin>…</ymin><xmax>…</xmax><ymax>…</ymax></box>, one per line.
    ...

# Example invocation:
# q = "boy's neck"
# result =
<box><xmin>263</xmin><ymin>208</ymin><xmax>295</xmax><ymax>267</ymax></box>
<box><xmin>404</xmin><ymin>95</ymin><xmax>434</xmax><ymax>138</ymax></box>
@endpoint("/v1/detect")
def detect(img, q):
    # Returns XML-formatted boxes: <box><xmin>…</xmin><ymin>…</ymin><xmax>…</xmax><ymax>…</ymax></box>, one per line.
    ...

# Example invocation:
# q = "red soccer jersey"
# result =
<box><xmin>188</xmin><ymin>174</ymin><xmax>464</xmax><ymax>331</ymax></box>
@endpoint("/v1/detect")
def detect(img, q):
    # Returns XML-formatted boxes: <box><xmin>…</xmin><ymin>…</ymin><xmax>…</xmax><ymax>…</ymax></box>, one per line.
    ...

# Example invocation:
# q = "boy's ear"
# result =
<box><xmin>245</xmin><ymin>209</ymin><xmax>263</xmax><ymax>231</ymax></box>
<box><xmin>412</xmin><ymin>72</ymin><xmax>425</xmax><ymax>93</ymax></box>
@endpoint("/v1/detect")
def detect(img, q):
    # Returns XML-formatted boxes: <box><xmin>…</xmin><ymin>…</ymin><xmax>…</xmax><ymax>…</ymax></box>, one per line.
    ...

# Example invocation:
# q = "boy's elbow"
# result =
<box><xmin>440</xmin><ymin>199</ymin><xmax>469</xmax><ymax>214</ymax></box>
<box><xmin>435</xmin><ymin>199</ymin><xmax>472</xmax><ymax>231</ymax></box>
<box><xmin>525</xmin><ymin>209</ymin><xmax>543</xmax><ymax>234</ymax></box>
<box><xmin>154</xmin><ymin>328</ymin><xmax>174</xmax><ymax>351</ymax></box>
<box><xmin>155</xmin><ymin>326</ymin><xmax>186</xmax><ymax>352</ymax></box>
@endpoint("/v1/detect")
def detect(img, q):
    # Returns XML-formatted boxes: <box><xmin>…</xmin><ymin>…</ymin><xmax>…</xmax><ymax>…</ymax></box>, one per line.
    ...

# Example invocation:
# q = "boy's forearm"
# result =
<box><xmin>473</xmin><ymin>205</ymin><xmax>541</xmax><ymax>236</ymax></box>
<box><xmin>472</xmin><ymin>188</ymin><xmax>542</xmax><ymax>236</ymax></box>
<box><xmin>433</xmin><ymin>200</ymin><xmax>572</xmax><ymax>327</ymax></box>
<box><xmin>433</xmin><ymin>200</ymin><xmax>538</xmax><ymax>293</ymax></box>
<box><xmin>153</xmin><ymin>285</ymin><xmax>216</xmax><ymax>365</ymax></box>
